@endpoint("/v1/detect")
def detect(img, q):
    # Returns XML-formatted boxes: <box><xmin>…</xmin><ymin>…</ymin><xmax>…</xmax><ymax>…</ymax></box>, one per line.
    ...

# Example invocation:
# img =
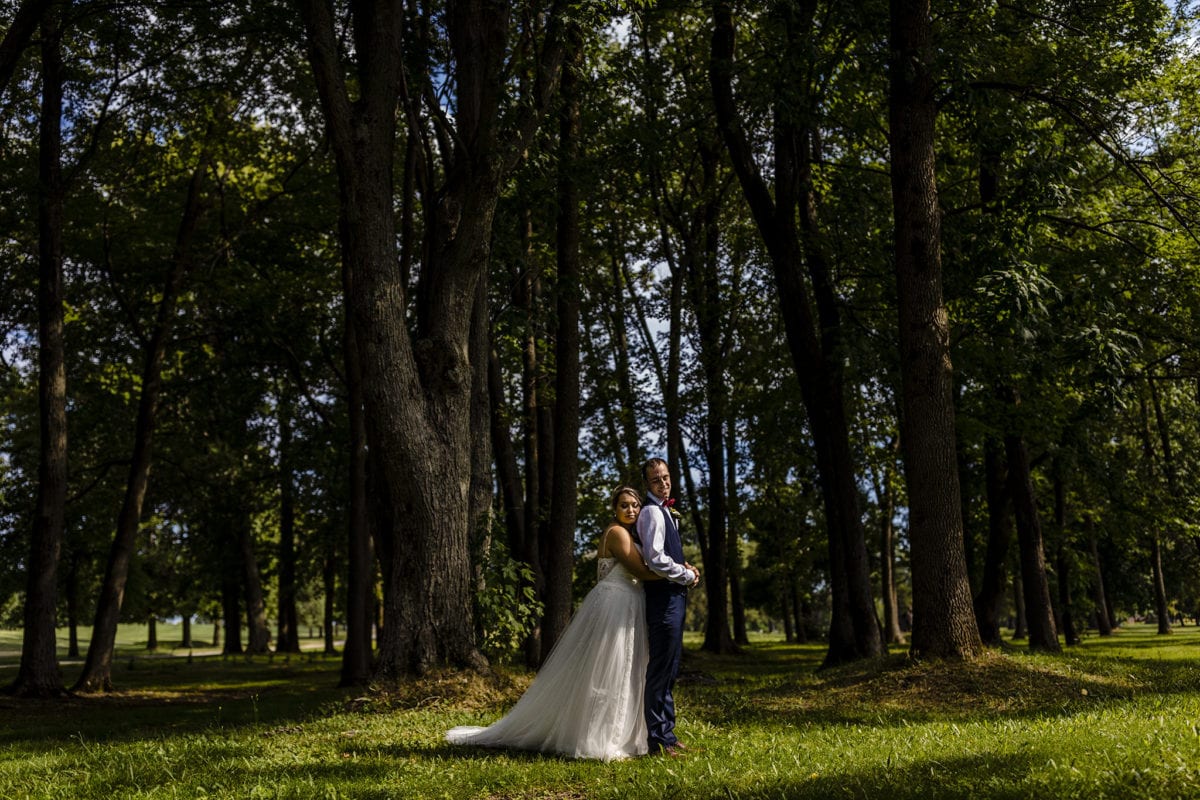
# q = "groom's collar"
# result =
<box><xmin>647</xmin><ymin>494</ymin><xmax>665</xmax><ymax>507</ymax></box>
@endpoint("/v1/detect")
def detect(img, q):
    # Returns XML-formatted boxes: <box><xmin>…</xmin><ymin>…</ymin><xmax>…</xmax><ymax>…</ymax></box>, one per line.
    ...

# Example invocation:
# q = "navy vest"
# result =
<box><xmin>643</xmin><ymin>496</ymin><xmax>687</xmax><ymax>597</ymax></box>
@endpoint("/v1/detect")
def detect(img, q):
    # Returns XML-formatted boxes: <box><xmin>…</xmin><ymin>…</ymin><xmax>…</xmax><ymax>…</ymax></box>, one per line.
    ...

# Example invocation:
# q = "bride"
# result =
<box><xmin>446</xmin><ymin>486</ymin><xmax>660</xmax><ymax>761</ymax></box>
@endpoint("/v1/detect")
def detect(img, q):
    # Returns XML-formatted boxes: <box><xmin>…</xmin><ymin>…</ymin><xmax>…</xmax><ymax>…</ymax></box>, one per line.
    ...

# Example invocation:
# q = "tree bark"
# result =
<box><xmin>10</xmin><ymin>6</ymin><xmax>68</xmax><ymax>699</ymax></box>
<box><xmin>340</xmin><ymin>260</ymin><xmax>373</xmax><ymax>684</ymax></box>
<box><xmin>873</xmin><ymin>437</ymin><xmax>905</xmax><ymax>645</ymax></box>
<box><xmin>239</xmin><ymin>513</ymin><xmax>271</xmax><ymax>655</ymax></box>
<box><xmin>298</xmin><ymin>0</ymin><xmax>566</xmax><ymax>676</ymax></box>
<box><xmin>221</xmin><ymin>568</ymin><xmax>242</xmax><ymax>655</ymax></box>
<box><xmin>1053</xmin><ymin>474</ymin><xmax>1079</xmax><ymax>645</ymax></box>
<box><xmin>0</xmin><ymin>0</ymin><xmax>54</xmax><ymax>97</ymax></box>
<box><xmin>712</xmin><ymin>0</ymin><xmax>881</xmax><ymax>666</ymax></box>
<box><xmin>888</xmin><ymin>0</ymin><xmax>981</xmax><ymax>660</ymax></box>
<box><xmin>489</xmin><ymin>346</ymin><xmax>526</xmax><ymax>558</ymax></box>
<box><xmin>727</xmin><ymin>415</ymin><xmax>748</xmax><ymax>646</ymax></box>
<box><xmin>324</xmin><ymin>548</ymin><xmax>338</xmax><ymax>655</ymax></box>
<box><xmin>1004</xmin><ymin>423</ymin><xmax>1060</xmax><ymax>652</ymax></box>
<box><xmin>608</xmin><ymin>250</ymin><xmax>642</xmax><ymax>479</ymax></box>
<box><xmin>1011</xmin><ymin>569</ymin><xmax>1027</xmax><ymax>639</ymax></box>
<box><xmin>1088</xmin><ymin>522</ymin><xmax>1113</xmax><ymax>636</ymax></box>
<box><xmin>974</xmin><ymin>436</ymin><xmax>1013</xmax><ymax>645</ymax></box>
<box><xmin>1150</xmin><ymin>534</ymin><xmax>1172</xmax><ymax>634</ymax></box>
<box><xmin>275</xmin><ymin>389</ymin><xmax>301</xmax><ymax>654</ymax></box>
<box><xmin>147</xmin><ymin>616</ymin><xmax>157</xmax><ymax>650</ymax></box>
<box><xmin>74</xmin><ymin>159</ymin><xmax>208</xmax><ymax>692</ymax></box>
<box><xmin>781</xmin><ymin>586</ymin><xmax>795</xmax><ymax>643</ymax></box>
<box><xmin>66</xmin><ymin>553</ymin><xmax>80</xmax><ymax>659</ymax></box>
<box><xmin>1137</xmin><ymin>388</ymin><xmax>1172</xmax><ymax>635</ymax></box>
<box><xmin>697</xmin><ymin>147</ymin><xmax>737</xmax><ymax>655</ymax></box>
<box><xmin>181</xmin><ymin>615</ymin><xmax>193</xmax><ymax>649</ymax></box>
<box><xmin>542</xmin><ymin>29</ymin><xmax>583</xmax><ymax>661</ymax></box>
<box><xmin>517</xmin><ymin>208</ymin><xmax>547</xmax><ymax>668</ymax></box>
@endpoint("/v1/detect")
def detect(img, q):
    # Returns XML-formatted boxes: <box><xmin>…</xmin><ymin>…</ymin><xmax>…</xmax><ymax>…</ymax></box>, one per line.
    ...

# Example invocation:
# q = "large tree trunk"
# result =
<box><xmin>275</xmin><ymin>390</ymin><xmax>301</xmax><ymax>654</ymax></box>
<box><xmin>298</xmin><ymin>0</ymin><xmax>565</xmax><ymax>676</ymax></box>
<box><xmin>181</xmin><ymin>615</ymin><xmax>193</xmax><ymax>649</ymax></box>
<box><xmin>541</xmin><ymin>31</ymin><xmax>583</xmax><ymax>661</ymax></box>
<box><xmin>9</xmin><ymin>7</ymin><xmax>67</xmax><ymax>699</ymax></box>
<box><xmin>712</xmin><ymin>0</ymin><xmax>881</xmax><ymax>667</ymax></box>
<box><xmin>974</xmin><ymin>436</ymin><xmax>1013</xmax><ymax>645</ymax></box>
<box><xmin>888</xmin><ymin>0</ymin><xmax>981</xmax><ymax>661</ymax></box>
<box><xmin>221</xmin><ymin>568</ymin><xmax>242</xmax><ymax>655</ymax></box>
<box><xmin>74</xmin><ymin>160</ymin><xmax>207</xmax><ymax>692</ymax></box>
<box><xmin>9</xmin><ymin>7</ymin><xmax>67</xmax><ymax>700</ymax></box>
<box><xmin>1004</xmin><ymin>423</ymin><xmax>1060</xmax><ymax>652</ymax></box>
<box><xmin>340</xmin><ymin>265</ymin><xmax>373</xmax><ymax>684</ymax></box>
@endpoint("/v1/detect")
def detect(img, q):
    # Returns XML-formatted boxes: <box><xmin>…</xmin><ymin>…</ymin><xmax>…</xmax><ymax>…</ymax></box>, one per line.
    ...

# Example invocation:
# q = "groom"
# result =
<box><xmin>637</xmin><ymin>457</ymin><xmax>700</xmax><ymax>757</ymax></box>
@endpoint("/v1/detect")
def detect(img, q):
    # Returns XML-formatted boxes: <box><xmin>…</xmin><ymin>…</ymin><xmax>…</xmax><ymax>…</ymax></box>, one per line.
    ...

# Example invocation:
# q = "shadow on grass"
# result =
<box><xmin>679</xmin><ymin>637</ymin><xmax>1200</xmax><ymax>731</ymax></box>
<box><xmin>732</xmin><ymin>750</ymin><xmax>1046</xmax><ymax>800</ymax></box>
<box><xmin>159</xmin><ymin>744</ymin><xmax>1050</xmax><ymax>800</ymax></box>
<box><xmin>0</xmin><ymin>655</ymin><xmax>351</xmax><ymax>748</ymax></box>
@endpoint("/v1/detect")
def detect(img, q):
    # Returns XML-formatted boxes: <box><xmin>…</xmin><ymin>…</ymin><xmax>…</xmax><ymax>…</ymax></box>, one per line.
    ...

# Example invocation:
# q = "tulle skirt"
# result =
<box><xmin>447</xmin><ymin>562</ymin><xmax>649</xmax><ymax>761</ymax></box>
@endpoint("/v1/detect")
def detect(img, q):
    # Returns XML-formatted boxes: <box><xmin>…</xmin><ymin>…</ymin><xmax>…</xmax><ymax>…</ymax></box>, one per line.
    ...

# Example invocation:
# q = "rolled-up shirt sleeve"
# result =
<box><xmin>637</xmin><ymin>503</ymin><xmax>695</xmax><ymax>585</ymax></box>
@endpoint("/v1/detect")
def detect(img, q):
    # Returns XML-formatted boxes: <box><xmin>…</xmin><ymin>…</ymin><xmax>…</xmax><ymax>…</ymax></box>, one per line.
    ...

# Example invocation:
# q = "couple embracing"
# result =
<box><xmin>446</xmin><ymin>458</ymin><xmax>701</xmax><ymax>761</ymax></box>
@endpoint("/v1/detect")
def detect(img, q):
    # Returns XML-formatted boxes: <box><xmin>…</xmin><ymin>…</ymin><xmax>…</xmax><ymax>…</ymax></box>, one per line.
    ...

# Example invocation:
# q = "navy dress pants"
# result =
<box><xmin>644</xmin><ymin>588</ymin><xmax>686</xmax><ymax>750</ymax></box>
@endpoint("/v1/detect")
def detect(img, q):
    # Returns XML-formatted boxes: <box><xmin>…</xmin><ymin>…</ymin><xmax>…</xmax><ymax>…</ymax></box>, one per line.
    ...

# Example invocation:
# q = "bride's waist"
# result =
<box><xmin>599</xmin><ymin>569</ymin><xmax>646</xmax><ymax>590</ymax></box>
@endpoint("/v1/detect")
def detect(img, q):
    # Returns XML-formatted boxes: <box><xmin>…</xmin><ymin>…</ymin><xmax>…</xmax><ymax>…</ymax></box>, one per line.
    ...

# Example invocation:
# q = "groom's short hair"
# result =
<box><xmin>642</xmin><ymin>457</ymin><xmax>668</xmax><ymax>484</ymax></box>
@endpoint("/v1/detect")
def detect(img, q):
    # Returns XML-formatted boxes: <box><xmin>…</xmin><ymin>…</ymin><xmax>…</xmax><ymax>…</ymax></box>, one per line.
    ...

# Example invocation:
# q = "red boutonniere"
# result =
<box><xmin>663</xmin><ymin>497</ymin><xmax>683</xmax><ymax>527</ymax></box>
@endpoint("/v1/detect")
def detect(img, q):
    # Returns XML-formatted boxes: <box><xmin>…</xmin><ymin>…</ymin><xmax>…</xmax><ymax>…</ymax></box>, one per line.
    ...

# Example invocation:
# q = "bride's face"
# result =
<box><xmin>615</xmin><ymin>495</ymin><xmax>640</xmax><ymax>526</ymax></box>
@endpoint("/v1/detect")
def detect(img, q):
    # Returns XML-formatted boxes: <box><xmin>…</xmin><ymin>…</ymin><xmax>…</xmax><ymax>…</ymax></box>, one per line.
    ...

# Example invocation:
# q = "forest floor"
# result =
<box><xmin>3</xmin><ymin>623</ymin><xmax>1200</xmax><ymax>798</ymax></box>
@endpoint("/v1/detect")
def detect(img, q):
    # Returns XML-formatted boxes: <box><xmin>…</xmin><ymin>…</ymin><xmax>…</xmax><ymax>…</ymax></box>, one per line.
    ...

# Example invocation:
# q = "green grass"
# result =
<box><xmin>4</xmin><ymin>624</ymin><xmax>1200</xmax><ymax>798</ymax></box>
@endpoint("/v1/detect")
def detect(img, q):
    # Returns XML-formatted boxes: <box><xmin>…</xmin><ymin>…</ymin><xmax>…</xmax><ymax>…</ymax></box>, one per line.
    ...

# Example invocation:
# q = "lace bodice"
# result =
<box><xmin>597</xmin><ymin>556</ymin><xmax>617</xmax><ymax>582</ymax></box>
<box><xmin>597</xmin><ymin>556</ymin><xmax>644</xmax><ymax>587</ymax></box>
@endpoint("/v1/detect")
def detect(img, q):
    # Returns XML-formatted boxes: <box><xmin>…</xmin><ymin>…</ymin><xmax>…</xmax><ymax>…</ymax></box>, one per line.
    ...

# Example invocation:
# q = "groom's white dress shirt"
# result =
<box><xmin>638</xmin><ymin>495</ymin><xmax>698</xmax><ymax>586</ymax></box>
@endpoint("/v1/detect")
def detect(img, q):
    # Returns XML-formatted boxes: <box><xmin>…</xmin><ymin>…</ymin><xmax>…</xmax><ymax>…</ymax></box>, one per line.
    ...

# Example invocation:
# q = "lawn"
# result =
<box><xmin>4</xmin><ymin>624</ymin><xmax>1200</xmax><ymax>798</ymax></box>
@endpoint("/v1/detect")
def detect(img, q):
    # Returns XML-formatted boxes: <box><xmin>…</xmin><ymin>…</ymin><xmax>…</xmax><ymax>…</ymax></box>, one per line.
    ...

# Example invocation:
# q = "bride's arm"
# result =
<box><xmin>605</xmin><ymin>525</ymin><xmax>663</xmax><ymax>581</ymax></box>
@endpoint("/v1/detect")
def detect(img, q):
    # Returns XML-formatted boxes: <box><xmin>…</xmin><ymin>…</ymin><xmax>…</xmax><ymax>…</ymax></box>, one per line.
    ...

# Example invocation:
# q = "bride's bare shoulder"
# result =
<box><xmin>599</xmin><ymin>523</ymin><xmax>633</xmax><ymax>556</ymax></box>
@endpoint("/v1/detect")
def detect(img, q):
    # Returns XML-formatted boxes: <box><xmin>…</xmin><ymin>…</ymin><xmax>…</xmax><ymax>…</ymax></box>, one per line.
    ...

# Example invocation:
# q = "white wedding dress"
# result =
<box><xmin>446</xmin><ymin>557</ymin><xmax>649</xmax><ymax>761</ymax></box>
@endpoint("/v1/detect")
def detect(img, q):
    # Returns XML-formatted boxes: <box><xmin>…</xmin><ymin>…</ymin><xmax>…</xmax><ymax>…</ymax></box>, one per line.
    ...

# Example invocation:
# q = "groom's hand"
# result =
<box><xmin>685</xmin><ymin>562</ymin><xmax>701</xmax><ymax>585</ymax></box>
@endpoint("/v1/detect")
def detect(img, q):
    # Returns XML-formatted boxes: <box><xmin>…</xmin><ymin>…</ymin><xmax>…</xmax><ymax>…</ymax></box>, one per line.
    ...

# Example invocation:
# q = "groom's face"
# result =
<box><xmin>647</xmin><ymin>463</ymin><xmax>671</xmax><ymax>501</ymax></box>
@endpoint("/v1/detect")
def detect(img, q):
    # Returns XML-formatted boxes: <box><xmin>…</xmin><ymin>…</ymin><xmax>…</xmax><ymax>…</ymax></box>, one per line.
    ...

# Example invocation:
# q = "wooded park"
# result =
<box><xmin>2</xmin><ymin>0</ymin><xmax>1200</xmax><ymax>796</ymax></box>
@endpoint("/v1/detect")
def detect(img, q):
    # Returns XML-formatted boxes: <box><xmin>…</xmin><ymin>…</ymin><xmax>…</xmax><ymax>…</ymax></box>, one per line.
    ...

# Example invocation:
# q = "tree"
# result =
<box><xmin>73</xmin><ymin>154</ymin><xmax>210</xmax><ymax>691</ymax></box>
<box><xmin>711</xmin><ymin>0</ymin><xmax>882</xmax><ymax>665</ymax></box>
<box><xmin>297</xmin><ymin>0</ymin><xmax>568</xmax><ymax>676</ymax></box>
<box><xmin>887</xmin><ymin>0</ymin><xmax>981</xmax><ymax>659</ymax></box>
<box><xmin>9</xmin><ymin>1</ymin><xmax>67</xmax><ymax>698</ymax></box>
<box><xmin>0</xmin><ymin>0</ymin><xmax>55</xmax><ymax>97</ymax></box>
